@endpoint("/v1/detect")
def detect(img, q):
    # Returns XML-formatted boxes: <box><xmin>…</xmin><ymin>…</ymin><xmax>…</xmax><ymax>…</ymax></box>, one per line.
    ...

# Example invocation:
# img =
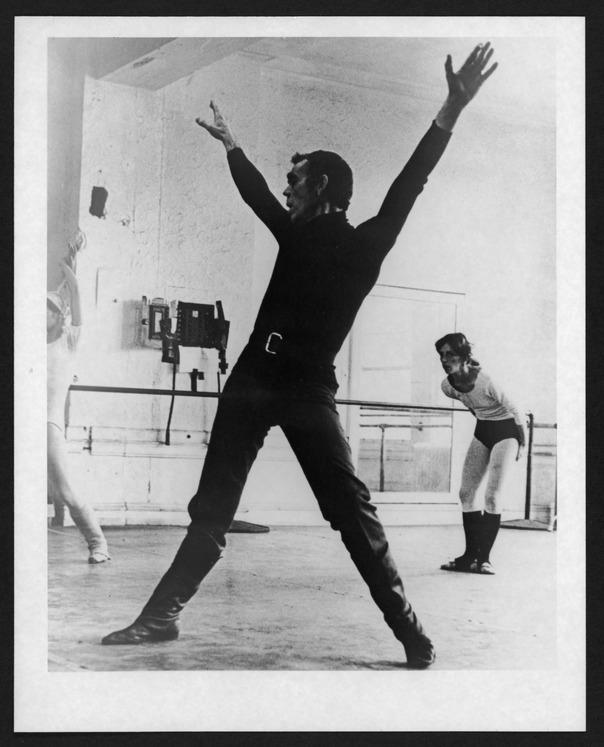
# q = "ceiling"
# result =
<box><xmin>99</xmin><ymin>36</ymin><xmax>555</xmax><ymax>124</ymax></box>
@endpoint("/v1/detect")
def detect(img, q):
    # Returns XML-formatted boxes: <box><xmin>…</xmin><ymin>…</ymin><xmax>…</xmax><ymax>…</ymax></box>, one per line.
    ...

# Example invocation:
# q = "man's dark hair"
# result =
<box><xmin>291</xmin><ymin>150</ymin><xmax>353</xmax><ymax>211</ymax></box>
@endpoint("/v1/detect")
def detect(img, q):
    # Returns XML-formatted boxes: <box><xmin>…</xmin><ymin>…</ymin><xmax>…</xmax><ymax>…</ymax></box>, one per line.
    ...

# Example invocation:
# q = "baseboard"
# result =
<box><xmin>53</xmin><ymin>503</ymin><xmax>530</xmax><ymax>529</ymax></box>
<box><xmin>82</xmin><ymin>504</ymin><xmax>465</xmax><ymax>528</ymax></box>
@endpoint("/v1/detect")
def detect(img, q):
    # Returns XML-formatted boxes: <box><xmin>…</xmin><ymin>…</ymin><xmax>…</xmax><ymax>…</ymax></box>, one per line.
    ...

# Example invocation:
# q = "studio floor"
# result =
<box><xmin>47</xmin><ymin>523</ymin><xmax>557</xmax><ymax>672</ymax></box>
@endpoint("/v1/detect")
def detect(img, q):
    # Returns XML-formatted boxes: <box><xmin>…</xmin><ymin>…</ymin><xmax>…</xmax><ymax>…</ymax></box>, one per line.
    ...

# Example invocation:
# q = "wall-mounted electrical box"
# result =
<box><xmin>176</xmin><ymin>302</ymin><xmax>216</xmax><ymax>347</ymax></box>
<box><xmin>148</xmin><ymin>299</ymin><xmax>170</xmax><ymax>341</ymax></box>
<box><xmin>139</xmin><ymin>296</ymin><xmax>175</xmax><ymax>348</ymax></box>
<box><xmin>176</xmin><ymin>301</ymin><xmax>230</xmax><ymax>374</ymax></box>
<box><xmin>137</xmin><ymin>296</ymin><xmax>230</xmax><ymax>375</ymax></box>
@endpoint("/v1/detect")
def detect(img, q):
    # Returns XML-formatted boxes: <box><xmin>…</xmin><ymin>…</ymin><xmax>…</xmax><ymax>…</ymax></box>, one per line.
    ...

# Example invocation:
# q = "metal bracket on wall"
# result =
<box><xmin>82</xmin><ymin>426</ymin><xmax>93</xmax><ymax>454</ymax></box>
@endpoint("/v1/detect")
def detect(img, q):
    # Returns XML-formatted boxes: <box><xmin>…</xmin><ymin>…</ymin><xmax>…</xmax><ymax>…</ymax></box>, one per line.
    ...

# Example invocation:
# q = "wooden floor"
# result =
<box><xmin>47</xmin><ymin>523</ymin><xmax>557</xmax><ymax>672</ymax></box>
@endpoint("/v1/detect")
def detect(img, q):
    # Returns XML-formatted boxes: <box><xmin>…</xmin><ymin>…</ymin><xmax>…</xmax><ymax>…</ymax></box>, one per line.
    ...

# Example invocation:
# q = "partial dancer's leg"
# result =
<box><xmin>282</xmin><ymin>394</ymin><xmax>435</xmax><ymax>668</ymax></box>
<box><xmin>441</xmin><ymin>437</ymin><xmax>489</xmax><ymax>572</ymax></box>
<box><xmin>47</xmin><ymin>423</ymin><xmax>109</xmax><ymax>563</ymax></box>
<box><xmin>50</xmin><ymin>497</ymin><xmax>65</xmax><ymax>527</ymax></box>
<box><xmin>103</xmin><ymin>370</ymin><xmax>271</xmax><ymax>644</ymax></box>
<box><xmin>476</xmin><ymin>438</ymin><xmax>517</xmax><ymax>574</ymax></box>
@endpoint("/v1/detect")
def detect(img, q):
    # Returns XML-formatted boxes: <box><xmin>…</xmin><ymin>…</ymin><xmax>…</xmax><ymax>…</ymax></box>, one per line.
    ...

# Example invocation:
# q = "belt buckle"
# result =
<box><xmin>265</xmin><ymin>331</ymin><xmax>282</xmax><ymax>355</ymax></box>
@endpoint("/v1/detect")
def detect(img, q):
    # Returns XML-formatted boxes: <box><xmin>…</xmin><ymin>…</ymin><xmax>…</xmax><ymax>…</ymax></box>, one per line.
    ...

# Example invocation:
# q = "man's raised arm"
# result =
<box><xmin>196</xmin><ymin>101</ymin><xmax>288</xmax><ymax>239</ymax></box>
<box><xmin>359</xmin><ymin>43</ymin><xmax>498</xmax><ymax>255</ymax></box>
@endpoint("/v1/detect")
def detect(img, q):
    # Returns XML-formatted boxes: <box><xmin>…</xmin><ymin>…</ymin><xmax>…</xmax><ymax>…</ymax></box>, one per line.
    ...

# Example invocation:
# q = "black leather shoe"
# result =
<box><xmin>440</xmin><ymin>555</ymin><xmax>477</xmax><ymax>573</ymax></box>
<box><xmin>402</xmin><ymin>632</ymin><xmax>436</xmax><ymax>669</ymax></box>
<box><xmin>101</xmin><ymin>618</ymin><xmax>179</xmax><ymax>645</ymax></box>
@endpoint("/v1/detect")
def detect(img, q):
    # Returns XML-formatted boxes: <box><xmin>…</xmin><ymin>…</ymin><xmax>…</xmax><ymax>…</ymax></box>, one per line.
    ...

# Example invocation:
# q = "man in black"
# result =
<box><xmin>103</xmin><ymin>43</ymin><xmax>497</xmax><ymax>667</ymax></box>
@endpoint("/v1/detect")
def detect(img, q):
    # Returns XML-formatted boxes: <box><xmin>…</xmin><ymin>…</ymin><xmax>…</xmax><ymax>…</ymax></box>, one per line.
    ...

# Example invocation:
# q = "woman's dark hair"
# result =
<box><xmin>291</xmin><ymin>150</ymin><xmax>353</xmax><ymax>210</ymax></box>
<box><xmin>435</xmin><ymin>332</ymin><xmax>475</xmax><ymax>363</ymax></box>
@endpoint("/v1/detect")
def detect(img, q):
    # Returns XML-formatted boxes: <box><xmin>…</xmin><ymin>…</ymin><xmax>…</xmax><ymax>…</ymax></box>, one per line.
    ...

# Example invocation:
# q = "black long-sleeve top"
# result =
<box><xmin>227</xmin><ymin>121</ymin><xmax>451</xmax><ymax>369</ymax></box>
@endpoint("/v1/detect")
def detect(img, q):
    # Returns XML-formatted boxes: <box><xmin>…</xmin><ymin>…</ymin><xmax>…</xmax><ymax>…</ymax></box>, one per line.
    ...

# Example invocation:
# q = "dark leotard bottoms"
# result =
<box><xmin>474</xmin><ymin>418</ymin><xmax>520</xmax><ymax>451</ymax></box>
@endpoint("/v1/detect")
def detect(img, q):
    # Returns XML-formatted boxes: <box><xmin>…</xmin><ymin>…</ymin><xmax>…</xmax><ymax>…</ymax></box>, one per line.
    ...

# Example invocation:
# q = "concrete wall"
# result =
<box><xmin>63</xmin><ymin>44</ymin><xmax>555</xmax><ymax>526</ymax></box>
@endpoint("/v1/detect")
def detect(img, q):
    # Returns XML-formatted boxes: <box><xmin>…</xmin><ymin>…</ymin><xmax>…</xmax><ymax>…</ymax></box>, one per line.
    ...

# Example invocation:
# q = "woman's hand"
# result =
<box><xmin>445</xmin><ymin>42</ymin><xmax>498</xmax><ymax>107</ymax></box>
<box><xmin>196</xmin><ymin>100</ymin><xmax>239</xmax><ymax>151</ymax></box>
<box><xmin>516</xmin><ymin>424</ymin><xmax>526</xmax><ymax>461</ymax></box>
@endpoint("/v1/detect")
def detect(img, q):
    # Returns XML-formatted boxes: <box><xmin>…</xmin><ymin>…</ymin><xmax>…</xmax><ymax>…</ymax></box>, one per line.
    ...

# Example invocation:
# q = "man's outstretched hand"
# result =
<box><xmin>445</xmin><ymin>42</ymin><xmax>498</xmax><ymax>107</ymax></box>
<box><xmin>196</xmin><ymin>100</ymin><xmax>238</xmax><ymax>151</ymax></box>
<box><xmin>436</xmin><ymin>42</ymin><xmax>498</xmax><ymax>131</ymax></box>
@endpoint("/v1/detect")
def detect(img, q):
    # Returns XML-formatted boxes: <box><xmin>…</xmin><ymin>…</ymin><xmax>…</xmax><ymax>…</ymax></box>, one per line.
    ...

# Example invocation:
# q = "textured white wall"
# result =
<box><xmin>159</xmin><ymin>54</ymin><xmax>261</xmax><ymax>364</ymax></box>
<box><xmin>75</xmin><ymin>78</ymin><xmax>165</xmax><ymax>430</ymax></box>
<box><xmin>379</xmin><ymin>108</ymin><xmax>556</xmax><ymax>422</ymax></box>
<box><xmin>68</xmin><ymin>44</ymin><xmax>554</xmax><ymax>524</ymax></box>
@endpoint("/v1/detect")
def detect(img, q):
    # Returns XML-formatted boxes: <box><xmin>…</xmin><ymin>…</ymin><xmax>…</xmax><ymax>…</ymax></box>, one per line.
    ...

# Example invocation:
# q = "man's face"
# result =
<box><xmin>283</xmin><ymin>160</ymin><xmax>318</xmax><ymax>224</ymax></box>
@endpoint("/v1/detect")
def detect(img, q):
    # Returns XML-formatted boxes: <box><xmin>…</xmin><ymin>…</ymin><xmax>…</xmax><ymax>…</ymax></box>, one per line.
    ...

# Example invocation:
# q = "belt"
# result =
<box><xmin>248</xmin><ymin>331</ymin><xmax>335</xmax><ymax>367</ymax></box>
<box><xmin>264</xmin><ymin>331</ymin><xmax>283</xmax><ymax>355</ymax></box>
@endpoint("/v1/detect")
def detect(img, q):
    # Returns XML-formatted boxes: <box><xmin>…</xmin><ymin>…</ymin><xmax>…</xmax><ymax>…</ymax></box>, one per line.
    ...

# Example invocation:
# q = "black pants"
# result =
<box><xmin>185</xmin><ymin>356</ymin><xmax>416</xmax><ymax>630</ymax></box>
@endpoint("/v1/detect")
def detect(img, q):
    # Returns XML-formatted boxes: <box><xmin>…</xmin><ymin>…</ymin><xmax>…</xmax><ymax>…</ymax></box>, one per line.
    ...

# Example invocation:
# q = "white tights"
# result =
<box><xmin>459</xmin><ymin>437</ymin><xmax>517</xmax><ymax>514</ymax></box>
<box><xmin>47</xmin><ymin>422</ymin><xmax>107</xmax><ymax>553</ymax></box>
